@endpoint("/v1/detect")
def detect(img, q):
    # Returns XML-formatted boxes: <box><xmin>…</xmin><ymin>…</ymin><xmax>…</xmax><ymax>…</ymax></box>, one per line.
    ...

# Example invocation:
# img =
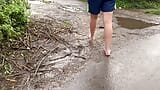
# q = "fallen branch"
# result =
<box><xmin>34</xmin><ymin>47</ymin><xmax>59</xmax><ymax>76</ymax></box>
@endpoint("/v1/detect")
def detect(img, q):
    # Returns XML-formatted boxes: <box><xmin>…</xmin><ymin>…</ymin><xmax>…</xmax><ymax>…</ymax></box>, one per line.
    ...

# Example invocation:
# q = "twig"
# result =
<box><xmin>24</xmin><ymin>75</ymin><xmax>31</xmax><ymax>85</ymax></box>
<box><xmin>52</xmin><ymin>53</ymin><xmax>72</xmax><ymax>61</ymax></box>
<box><xmin>7</xmin><ymin>72</ymin><xmax>25</xmax><ymax>77</ymax></box>
<box><xmin>11</xmin><ymin>60</ymin><xmax>23</xmax><ymax>70</ymax></box>
<box><xmin>21</xmin><ymin>65</ymin><xmax>31</xmax><ymax>72</ymax></box>
<box><xmin>34</xmin><ymin>47</ymin><xmax>58</xmax><ymax>76</ymax></box>
<box><xmin>74</xmin><ymin>55</ymin><xmax>86</xmax><ymax>60</ymax></box>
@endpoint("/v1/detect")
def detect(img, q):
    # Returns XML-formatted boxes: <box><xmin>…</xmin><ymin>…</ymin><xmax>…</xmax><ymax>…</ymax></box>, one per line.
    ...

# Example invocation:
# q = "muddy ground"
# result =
<box><xmin>1</xmin><ymin>0</ymin><xmax>160</xmax><ymax>90</ymax></box>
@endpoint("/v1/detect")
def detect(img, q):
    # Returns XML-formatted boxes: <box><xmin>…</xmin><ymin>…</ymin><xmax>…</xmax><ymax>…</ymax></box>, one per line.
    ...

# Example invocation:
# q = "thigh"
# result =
<box><xmin>88</xmin><ymin>0</ymin><xmax>102</xmax><ymax>15</ymax></box>
<box><xmin>101</xmin><ymin>0</ymin><xmax>116</xmax><ymax>12</ymax></box>
<box><xmin>103</xmin><ymin>12</ymin><xmax>113</xmax><ymax>24</ymax></box>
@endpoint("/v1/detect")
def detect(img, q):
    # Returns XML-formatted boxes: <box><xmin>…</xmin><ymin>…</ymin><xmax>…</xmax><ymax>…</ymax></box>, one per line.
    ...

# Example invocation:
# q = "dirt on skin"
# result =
<box><xmin>1</xmin><ymin>0</ymin><xmax>160</xmax><ymax>90</ymax></box>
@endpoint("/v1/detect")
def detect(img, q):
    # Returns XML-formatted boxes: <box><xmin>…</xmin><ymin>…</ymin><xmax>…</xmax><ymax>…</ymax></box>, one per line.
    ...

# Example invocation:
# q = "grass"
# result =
<box><xmin>63</xmin><ymin>21</ymin><xmax>72</xmax><ymax>28</ymax></box>
<box><xmin>116</xmin><ymin>0</ymin><xmax>160</xmax><ymax>15</ymax></box>
<box><xmin>145</xmin><ymin>10</ymin><xmax>160</xmax><ymax>15</ymax></box>
<box><xmin>79</xmin><ymin>0</ymin><xmax>160</xmax><ymax>15</ymax></box>
<box><xmin>79</xmin><ymin>0</ymin><xmax>160</xmax><ymax>9</ymax></box>
<box><xmin>79</xmin><ymin>0</ymin><xmax>87</xmax><ymax>2</ymax></box>
<box><xmin>116</xmin><ymin>0</ymin><xmax>160</xmax><ymax>9</ymax></box>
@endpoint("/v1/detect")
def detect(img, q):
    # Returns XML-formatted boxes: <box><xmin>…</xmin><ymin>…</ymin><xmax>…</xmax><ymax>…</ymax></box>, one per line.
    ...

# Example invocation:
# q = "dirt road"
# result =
<box><xmin>2</xmin><ymin>0</ymin><xmax>160</xmax><ymax>90</ymax></box>
<box><xmin>49</xmin><ymin>0</ymin><xmax>160</xmax><ymax>90</ymax></box>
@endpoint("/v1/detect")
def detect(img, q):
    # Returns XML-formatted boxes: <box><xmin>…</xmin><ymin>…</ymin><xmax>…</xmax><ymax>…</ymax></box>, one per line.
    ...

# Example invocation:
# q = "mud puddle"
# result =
<box><xmin>116</xmin><ymin>17</ymin><xmax>159</xmax><ymax>29</ymax></box>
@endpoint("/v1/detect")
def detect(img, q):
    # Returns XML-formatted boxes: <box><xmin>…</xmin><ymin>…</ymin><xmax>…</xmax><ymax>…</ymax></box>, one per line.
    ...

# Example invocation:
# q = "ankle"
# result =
<box><xmin>90</xmin><ymin>36</ymin><xmax>94</xmax><ymax>40</ymax></box>
<box><xmin>105</xmin><ymin>48</ymin><xmax>111</xmax><ymax>51</ymax></box>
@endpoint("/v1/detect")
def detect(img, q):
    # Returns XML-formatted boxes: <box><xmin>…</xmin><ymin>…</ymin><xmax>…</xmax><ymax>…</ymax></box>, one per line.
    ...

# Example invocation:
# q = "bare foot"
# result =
<box><xmin>90</xmin><ymin>36</ymin><xmax>93</xmax><ymax>41</ymax></box>
<box><xmin>104</xmin><ymin>49</ymin><xmax>112</xmax><ymax>57</ymax></box>
<box><xmin>89</xmin><ymin>38</ymin><xmax>94</xmax><ymax>46</ymax></box>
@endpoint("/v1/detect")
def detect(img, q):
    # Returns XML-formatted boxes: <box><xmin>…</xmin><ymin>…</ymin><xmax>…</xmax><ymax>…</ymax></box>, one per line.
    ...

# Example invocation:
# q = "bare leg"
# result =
<box><xmin>103</xmin><ymin>12</ymin><xmax>113</xmax><ymax>56</ymax></box>
<box><xmin>90</xmin><ymin>14</ymin><xmax>98</xmax><ymax>40</ymax></box>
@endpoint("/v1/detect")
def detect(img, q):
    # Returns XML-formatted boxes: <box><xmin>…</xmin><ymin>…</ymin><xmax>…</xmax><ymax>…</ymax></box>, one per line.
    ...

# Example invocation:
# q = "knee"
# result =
<box><xmin>104</xmin><ymin>20</ymin><xmax>112</xmax><ymax>25</ymax></box>
<box><xmin>91</xmin><ymin>14</ymin><xmax>98</xmax><ymax>20</ymax></box>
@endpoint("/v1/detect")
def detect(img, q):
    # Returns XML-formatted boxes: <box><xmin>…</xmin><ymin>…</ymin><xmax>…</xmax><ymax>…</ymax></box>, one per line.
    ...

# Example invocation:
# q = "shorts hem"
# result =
<box><xmin>88</xmin><ymin>11</ymin><xmax>100</xmax><ymax>15</ymax></box>
<box><xmin>101</xmin><ymin>8</ymin><xmax>115</xmax><ymax>13</ymax></box>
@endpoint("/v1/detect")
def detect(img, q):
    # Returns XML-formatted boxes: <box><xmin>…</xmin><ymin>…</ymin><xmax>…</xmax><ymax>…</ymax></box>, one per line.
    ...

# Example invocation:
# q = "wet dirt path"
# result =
<box><xmin>57</xmin><ymin>34</ymin><xmax>160</xmax><ymax>90</ymax></box>
<box><xmin>48</xmin><ymin>0</ymin><xmax>160</xmax><ymax>90</ymax></box>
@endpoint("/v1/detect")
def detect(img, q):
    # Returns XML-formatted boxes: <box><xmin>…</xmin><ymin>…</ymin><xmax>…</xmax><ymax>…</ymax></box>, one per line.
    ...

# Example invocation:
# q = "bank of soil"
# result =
<box><xmin>1</xmin><ymin>0</ymin><xmax>160</xmax><ymax>90</ymax></box>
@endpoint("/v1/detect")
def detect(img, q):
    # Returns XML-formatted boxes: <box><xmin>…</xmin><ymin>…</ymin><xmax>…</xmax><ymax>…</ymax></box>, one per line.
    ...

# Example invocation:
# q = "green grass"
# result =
<box><xmin>145</xmin><ymin>10</ymin><xmax>160</xmax><ymax>15</ymax></box>
<box><xmin>116</xmin><ymin>0</ymin><xmax>160</xmax><ymax>9</ymax></box>
<box><xmin>79</xmin><ymin>0</ymin><xmax>160</xmax><ymax>15</ymax></box>
<box><xmin>79</xmin><ymin>0</ymin><xmax>160</xmax><ymax>9</ymax></box>
<box><xmin>79</xmin><ymin>0</ymin><xmax>87</xmax><ymax>2</ymax></box>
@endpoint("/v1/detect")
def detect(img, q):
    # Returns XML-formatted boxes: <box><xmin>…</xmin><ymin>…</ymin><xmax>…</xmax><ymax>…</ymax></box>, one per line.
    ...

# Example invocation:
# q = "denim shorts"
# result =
<box><xmin>88</xmin><ymin>0</ymin><xmax>116</xmax><ymax>15</ymax></box>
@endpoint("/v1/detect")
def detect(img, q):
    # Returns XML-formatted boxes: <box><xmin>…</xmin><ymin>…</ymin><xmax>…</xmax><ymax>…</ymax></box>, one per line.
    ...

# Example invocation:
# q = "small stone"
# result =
<box><xmin>27</xmin><ymin>47</ymin><xmax>30</xmax><ymax>50</ymax></box>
